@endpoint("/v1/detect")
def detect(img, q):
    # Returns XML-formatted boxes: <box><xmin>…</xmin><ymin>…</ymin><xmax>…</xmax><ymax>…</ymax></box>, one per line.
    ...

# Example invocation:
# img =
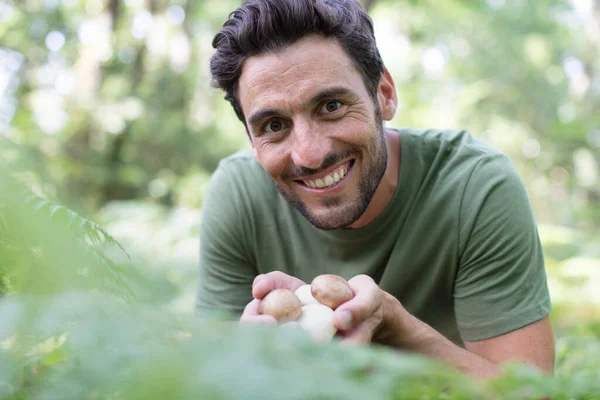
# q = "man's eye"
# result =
<box><xmin>321</xmin><ymin>100</ymin><xmax>342</xmax><ymax>114</ymax></box>
<box><xmin>264</xmin><ymin>120</ymin><xmax>286</xmax><ymax>133</ymax></box>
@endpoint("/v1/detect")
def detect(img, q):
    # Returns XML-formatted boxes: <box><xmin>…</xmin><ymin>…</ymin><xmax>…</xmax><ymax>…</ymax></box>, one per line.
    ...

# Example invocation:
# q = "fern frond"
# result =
<box><xmin>23</xmin><ymin>194</ymin><xmax>131</xmax><ymax>263</ymax></box>
<box><xmin>0</xmin><ymin>166</ymin><xmax>135</xmax><ymax>299</ymax></box>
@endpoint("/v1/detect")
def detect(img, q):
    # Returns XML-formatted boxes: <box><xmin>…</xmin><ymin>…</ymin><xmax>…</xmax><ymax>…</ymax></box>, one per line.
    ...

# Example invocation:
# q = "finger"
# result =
<box><xmin>334</xmin><ymin>274</ymin><xmax>380</xmax><ymax>331</ymax></box>
<box><xmin>252</xmin><ymin>271</ymin><xmax>306</xmax><ymax>300</ymax></box>
<box><xmin>241</xmin><ymin>298</ymin><xmax>261</xmax><ymax>317</ymax></box>
<box><xmin>240</xmin><ymin>299</ymin><xmax>277</xmax><ymax>324</ymax></box>
<box><xmin>339</xmin><ymin>318</ymin><xmax>380</xmax><ymax>345</ymax></box>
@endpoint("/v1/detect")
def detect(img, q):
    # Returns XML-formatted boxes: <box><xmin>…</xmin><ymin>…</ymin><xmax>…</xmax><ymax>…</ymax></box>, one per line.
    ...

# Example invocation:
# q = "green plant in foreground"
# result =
<box><xmin>0</xmin><ymin>166</ymin><xmax>133</xmax><ymax>298</ymax></box>
<box><xmin>1</xmin><ymin>166</ymin><xmax>599</xmax><ymax>400</ymax></box>
<box><xmin>1</xmin><ymin>292</ymin><xmax>599</xmax><ymax>400</ymax></box>
<box><xmin>0</xmin><ymin>292</ymin><xmax>490</xmax><ymax>400</ymax></box>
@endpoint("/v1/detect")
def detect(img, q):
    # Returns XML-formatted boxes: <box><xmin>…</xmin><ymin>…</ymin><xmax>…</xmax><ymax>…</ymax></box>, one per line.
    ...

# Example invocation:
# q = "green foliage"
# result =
<box><xmin>0</xmin><ymin>166</ymin><xmax>132</xmax><ymax>298</ymax></box>
<box><xmin>1</xmin><ymin>0</ymin><xmax>599</xmax><ymax>398</ymax></box>
<box><xmin>0</xmin><ymin>167</ymin><xmax>598</xmax><ymax>399</ymax></box>
<box><xmin>0</xmin><ymin>0</ymin><xmax>248</xmax><ymax>214</ymax></box>
<box><xmin>0</xmin><ymin>293</ymin><xmax>484</xmax><ymax>400</ymax></box>
<box><xmin>1</xmin><ymin>0</ymin><xmax>598</xmax><ymax>228</ymax></box>
<box><xmin>0</xmin><ymin>291</ymin><xmax>599</xmax><ymax>400</ymax></box>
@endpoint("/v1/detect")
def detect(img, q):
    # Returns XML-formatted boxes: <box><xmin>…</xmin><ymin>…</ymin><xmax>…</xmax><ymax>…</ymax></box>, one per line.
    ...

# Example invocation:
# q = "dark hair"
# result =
<box><xmin>210</xmin><ymin>0</ymin><xmax>385</xmax><ymax>123</ymax></box>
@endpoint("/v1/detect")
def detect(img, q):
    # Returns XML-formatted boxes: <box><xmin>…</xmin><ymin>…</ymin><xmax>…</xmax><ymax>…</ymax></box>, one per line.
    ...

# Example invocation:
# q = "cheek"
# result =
<box><xmin>256</xmin><ymin>146</ymin><xmax>288</xmax><ymax>178</ymax></box>
<box><xmin>331</xmin><ymin>117</ymin><xmax>374</xmax><ymax>144</ymax></box>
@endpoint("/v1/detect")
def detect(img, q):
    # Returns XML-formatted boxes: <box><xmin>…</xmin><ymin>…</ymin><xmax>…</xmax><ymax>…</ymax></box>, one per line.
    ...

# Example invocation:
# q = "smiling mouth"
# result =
<box><xmin>295</xmin><ymin>160</ymin><xmax>355</xmax><ymax>189</ymax></box>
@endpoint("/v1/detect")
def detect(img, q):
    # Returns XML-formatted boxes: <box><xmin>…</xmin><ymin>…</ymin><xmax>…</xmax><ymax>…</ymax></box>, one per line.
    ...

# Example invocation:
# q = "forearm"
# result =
<box><xmin>396</xmin><ymin>313</ymin><xmax>499</xmax><ymax>379</ymax></box>
<box><xmin>380</xmin><ymin>293</ymin><xmax>499</xmax><ymax>379</ymax></box>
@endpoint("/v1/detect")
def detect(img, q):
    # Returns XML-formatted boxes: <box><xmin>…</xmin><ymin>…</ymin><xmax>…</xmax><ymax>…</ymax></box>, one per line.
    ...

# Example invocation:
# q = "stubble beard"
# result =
<box><xmin>273</xmin><ymin>116</ymin><xmax>388</xmax><ymax>231</ymax></box>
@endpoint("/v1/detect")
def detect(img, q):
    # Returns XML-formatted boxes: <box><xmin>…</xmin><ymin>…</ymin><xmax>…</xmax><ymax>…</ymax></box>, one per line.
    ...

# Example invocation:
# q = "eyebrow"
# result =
<box><xmin>247</xmin><ymin>108</ymin><xmax>280</xmax><ymax>127</ymax></box>
<box><xmin>309</xmin><ymin>87</ymin><xmax>356</xmax><ymax>106</ymax></box>
<box><xmin>247</xmin><ymin>86</ymin><xmax>357</xmax><ymax>128</ymax></box>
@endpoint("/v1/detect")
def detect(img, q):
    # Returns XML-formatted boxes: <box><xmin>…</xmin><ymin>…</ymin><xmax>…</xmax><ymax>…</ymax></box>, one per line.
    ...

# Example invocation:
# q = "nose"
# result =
<box><xmin>290</xmin><ymin>120</ymin><xmax>330</xmax><ymax>170</ymax></box>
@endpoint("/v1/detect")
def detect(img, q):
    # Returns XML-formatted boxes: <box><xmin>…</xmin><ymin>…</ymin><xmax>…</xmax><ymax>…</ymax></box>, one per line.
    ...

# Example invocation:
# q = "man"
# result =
<box><xmin>197</xmin><ymin>0</ymin><xmax>554</xmax><ymax>379</ymax></box>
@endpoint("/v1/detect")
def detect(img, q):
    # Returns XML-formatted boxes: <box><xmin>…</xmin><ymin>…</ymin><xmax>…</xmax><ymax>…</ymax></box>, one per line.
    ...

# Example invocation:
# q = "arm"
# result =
<box><xmin>240</xmin><ymin>271</ymin><xmax>554</xmax><ymax>379</ymax></box>
<box><xmin>196</xmin><ymin>161</ymin><xmax>257</xmax><ymax>316</ymax></box>
<box><xmin>332</xmin><ymin>277</ymin><xmax>554</xmax><ymax>379</ymax></box>
<box><xmin>333</xmin><ymin>154</ymin><xmax>554</xmax><ymax>378</ymax></box>
<box><xmin>383</xmin><ymin>292</ymin><xmax>554</xmax><ymax>378</ymax></box>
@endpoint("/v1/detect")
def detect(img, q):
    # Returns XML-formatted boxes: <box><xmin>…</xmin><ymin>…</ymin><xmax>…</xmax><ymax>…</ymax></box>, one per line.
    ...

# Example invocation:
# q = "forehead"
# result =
<box><xmin>237</xmin><ymin>35</ymin><xmax>366</xmax><ymax>115</ymax></box>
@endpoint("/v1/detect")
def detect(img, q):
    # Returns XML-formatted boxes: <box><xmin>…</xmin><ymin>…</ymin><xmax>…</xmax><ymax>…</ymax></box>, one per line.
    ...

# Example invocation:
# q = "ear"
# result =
<box><xmin>377</xmin><ymin>68</ymin><xmax>398</xmax><ymax>121</ymax></box>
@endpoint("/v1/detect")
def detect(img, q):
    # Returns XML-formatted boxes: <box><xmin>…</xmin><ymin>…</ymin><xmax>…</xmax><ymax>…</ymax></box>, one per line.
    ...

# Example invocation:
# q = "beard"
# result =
<box><xmin>272</xmin><ymin>110</ymin><xmax>388</xmax><ymax>230</ymax></box>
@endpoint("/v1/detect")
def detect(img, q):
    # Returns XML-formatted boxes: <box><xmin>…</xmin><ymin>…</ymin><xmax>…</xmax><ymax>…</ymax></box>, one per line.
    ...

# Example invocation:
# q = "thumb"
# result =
<box><xmin>333</xmin><ymin>274</ymin><xmax>379</xmax><ymax>330</ymax></box>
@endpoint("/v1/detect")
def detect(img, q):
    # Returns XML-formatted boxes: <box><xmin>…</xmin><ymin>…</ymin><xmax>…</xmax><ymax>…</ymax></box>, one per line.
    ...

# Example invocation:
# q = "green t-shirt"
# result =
<box><xmin>196</xmin><ymin>128</ymin><xmax>552</xmax><ymax>345</ymax></box>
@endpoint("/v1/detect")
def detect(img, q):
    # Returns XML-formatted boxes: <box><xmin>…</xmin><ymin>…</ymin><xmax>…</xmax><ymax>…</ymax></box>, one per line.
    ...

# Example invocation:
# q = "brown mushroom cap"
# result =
<box><xmin>310</xmin><ymin>274</ymin><xmax>354</xmax><ymax>310</ymax></box>
<box><xmin>258</xmin><ymin>289</ymin><xmax>303</xmax><ymax>322</ymax></box>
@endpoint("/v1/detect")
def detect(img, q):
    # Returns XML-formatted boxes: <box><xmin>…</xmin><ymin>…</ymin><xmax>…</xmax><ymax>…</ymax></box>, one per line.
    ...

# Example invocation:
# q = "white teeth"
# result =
<box><xmin>303</xmin><ymin>164</ymin><xmax>349</xmax><ymax>189</ymax></box>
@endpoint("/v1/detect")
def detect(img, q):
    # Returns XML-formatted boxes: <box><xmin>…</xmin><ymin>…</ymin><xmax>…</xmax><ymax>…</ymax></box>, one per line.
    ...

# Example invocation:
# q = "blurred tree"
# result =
<box><xmin>0</xmin><ymin>0</ymin><xmax>598</xmax><ymax>230</ymax></box>
<box><xmin>367</xmin><ymin>0</ymin><xmax>599</xmax><ymax>229</ymax></box>
<box><xmin>1</xmin><ymin>0</ymin><xmax>247</xmax><ymax>213</ymax></box>
<box><xmin>0</xmin><ymin>4</ymin><xmax>599</xmax><ymax>395</ymax></box>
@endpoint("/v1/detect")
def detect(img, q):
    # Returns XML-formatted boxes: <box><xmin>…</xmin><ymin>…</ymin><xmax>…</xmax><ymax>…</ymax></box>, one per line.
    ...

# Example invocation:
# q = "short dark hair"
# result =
<box><xmin>210</xmin><ymin>0</ymin><xmax>385</xmax><ymax>123</ymax></box>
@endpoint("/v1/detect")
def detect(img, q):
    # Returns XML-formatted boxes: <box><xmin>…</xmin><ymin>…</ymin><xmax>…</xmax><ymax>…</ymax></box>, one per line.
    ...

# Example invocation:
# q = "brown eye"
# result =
<box><xmin>264</xmin><ymin>120</ymin><xmax>286</xmax><ymax>133</ymax></box>
<box><xmin>321</xmin><ymin>100</ymin><xmax>342</xmax><ymax>114</ymax></box>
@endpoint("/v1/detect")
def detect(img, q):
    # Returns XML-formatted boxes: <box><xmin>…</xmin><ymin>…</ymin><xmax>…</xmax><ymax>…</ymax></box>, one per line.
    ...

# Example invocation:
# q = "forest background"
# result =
<box><xmin>0</xmin><ymin>0</ymin><xmax>599</xmax><ymax>398</ymax></box>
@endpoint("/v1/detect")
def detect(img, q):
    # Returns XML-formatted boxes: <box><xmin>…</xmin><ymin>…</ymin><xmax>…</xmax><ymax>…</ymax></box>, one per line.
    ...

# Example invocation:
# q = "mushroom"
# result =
<box><xmin>294</xmin><ymin>284</ymin><xmax>319</xmax><ymax>306</ymax></box>
<box><xmin>258</xmin><ymin>289</ymin><xmax>302</xmax><ymax>322</ymax></box>
<box><xmin>298</xmin><ymin>304</ymin><xmax>337</xmax><ymax>344</ymax></box>
<box><xmin>310</xmin><ymin>274</ymin><xmax>354</xmax><ymax>310</ymax></box>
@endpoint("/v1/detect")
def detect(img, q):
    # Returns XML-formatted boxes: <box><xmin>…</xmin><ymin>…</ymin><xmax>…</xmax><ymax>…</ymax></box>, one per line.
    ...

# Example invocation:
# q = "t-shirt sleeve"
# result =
<box><xmin>196</xmin><ymin>160</ymin><xmax>257</xmax><ymax>318</ymax></box>
<box><xmin>454</xmin><ymin>153</ymin><xmax>552</xmax><ymax>342</ymax></box>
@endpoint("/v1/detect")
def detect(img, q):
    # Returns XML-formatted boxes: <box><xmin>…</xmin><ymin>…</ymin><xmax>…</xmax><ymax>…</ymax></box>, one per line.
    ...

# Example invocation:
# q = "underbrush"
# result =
<box><xmin>1</xmin><ymin>168</ymin><xmax>599</xmax><ymax>400</ymax></box>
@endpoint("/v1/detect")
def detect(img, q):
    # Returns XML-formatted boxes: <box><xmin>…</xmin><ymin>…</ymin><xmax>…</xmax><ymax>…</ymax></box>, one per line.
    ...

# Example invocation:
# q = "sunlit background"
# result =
<box><xmin>0</xmin><ymin>0</ymin><xmax>598</xmax><ymax>324</ymax></box>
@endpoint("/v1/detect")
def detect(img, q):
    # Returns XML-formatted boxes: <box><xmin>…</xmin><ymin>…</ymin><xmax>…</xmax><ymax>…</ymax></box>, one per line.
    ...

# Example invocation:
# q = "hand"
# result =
<box><xmin>332</xmin><ymin>274</ymin><xmax>401</xmax><ymax>345</ymax></box>
<box><xmin>240</xmin><ymin>271</ymin><xmax>306</xmax><ymax>324</ymax></box>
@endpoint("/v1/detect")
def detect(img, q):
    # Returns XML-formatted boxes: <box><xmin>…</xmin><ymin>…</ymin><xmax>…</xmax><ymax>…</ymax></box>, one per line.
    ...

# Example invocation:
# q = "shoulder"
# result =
<box><xmin>208</xmin><ymin>148</ymin><xmax>273</xmax><ymax>196</ymax></box>
<box><xmin>395</xmin><ymin>127</ymin><xmax>516</xmax><ymax>189</ymax></box>
<box><xmin>396</xmin><ymin>127</ymin><xmax>504</xmax><ymax>159</ymax></box>
<box><xmin>203</xmin><ymin>148</ymin><xmax>281</xmax><ymax>222</ymax></box>
<box><xmin>212</xmin><ymin>148</ymin><xmax>265</xmax><ymax>181</ymax></box>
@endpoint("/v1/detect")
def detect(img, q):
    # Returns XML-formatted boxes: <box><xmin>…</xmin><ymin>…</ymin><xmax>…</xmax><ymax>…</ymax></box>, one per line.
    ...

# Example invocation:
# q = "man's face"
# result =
<box><xmin>237</xmin><ymin>35</ymin><xmax>389</xmax><ymax>230</ymax></box>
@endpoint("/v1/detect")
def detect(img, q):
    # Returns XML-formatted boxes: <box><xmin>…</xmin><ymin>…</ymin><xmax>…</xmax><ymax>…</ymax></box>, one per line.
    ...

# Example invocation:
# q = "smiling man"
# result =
<box><xmin>197</xmin><ymin>0</ymin><xmax>555</xmax><ymax>378</ymax></box>
<box><xmin>239</xmin><ymin>36</ymin><xmax>396</xmax><ymax>231</ymax></box>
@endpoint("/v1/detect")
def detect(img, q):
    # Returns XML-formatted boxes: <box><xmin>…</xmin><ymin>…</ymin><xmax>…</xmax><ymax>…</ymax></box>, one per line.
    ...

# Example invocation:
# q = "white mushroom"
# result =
<box><xmin>311</xmin><ymin>274</ymin><xmax>354</xmax><ymax>310</ymax></box>
<box><xmin>280</xmin><ymin>321</ymin><xmax>301</xmax><ymax>329</ymax></box>
<box><xmin>259</xmin><ymin>289</ymin><xmax>302</xmax><ymax>322</ymax></box>
<box><xmin>294</xmin><ymin>284</ymin><xmax>319</xmax><ymax>306</ymax></box>
<box><xmin>298</xmin><ymin>304</ymin><xmax>337</xmax><ymax>344</ymax></box>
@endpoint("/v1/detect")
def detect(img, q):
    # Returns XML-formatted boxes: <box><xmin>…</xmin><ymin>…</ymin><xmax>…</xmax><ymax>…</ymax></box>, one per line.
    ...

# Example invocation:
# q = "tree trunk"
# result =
<box><xmin>100</xmin><ymin>0</ymin><xmax>155</xmax><ymax>204</ymax></box>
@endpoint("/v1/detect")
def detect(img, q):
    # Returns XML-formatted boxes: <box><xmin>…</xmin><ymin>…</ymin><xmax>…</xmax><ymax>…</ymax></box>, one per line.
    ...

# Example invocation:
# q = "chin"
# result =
<box><xmin>299</xmin><ymin>201</ymin><xmax>367</xmax><ymax>230</ymax></box>
<box><xmin>274</xmin><ymin>176</ymin><xmax>373</xmax><ymax>230</ymax></box>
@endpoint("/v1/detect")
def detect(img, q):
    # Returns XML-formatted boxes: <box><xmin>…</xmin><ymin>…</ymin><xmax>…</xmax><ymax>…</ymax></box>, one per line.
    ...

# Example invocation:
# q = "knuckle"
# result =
<box><xmin>349</xmin><ymin>274</ymin><xmax>375</xmax><ymax>287</ymax></box>
<box><xmin>351</xmin><ymin>302</ymin><xmax>370</xmax><ymax>318</ymax></box>
<box><xmin>266</xmin><ymin>271</ymin><xmax>286</xmax><ymax>286</ymax></box>
<box><xmin>267</xmin><ymin>271</ymin><xmax>285</xmax><ymax>279</ymax></box>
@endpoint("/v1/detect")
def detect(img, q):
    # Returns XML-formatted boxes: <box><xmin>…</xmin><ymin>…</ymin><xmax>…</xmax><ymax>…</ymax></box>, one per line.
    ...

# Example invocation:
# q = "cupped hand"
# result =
<box><xmin>240</xmin><ymin>271</ymin><xmax>306</xmax><ymax>324</ymax></box>
<box><xmin>332</xmin><ymin>274</ymin><xmax>399</xmax><ymax>345</ymax></box>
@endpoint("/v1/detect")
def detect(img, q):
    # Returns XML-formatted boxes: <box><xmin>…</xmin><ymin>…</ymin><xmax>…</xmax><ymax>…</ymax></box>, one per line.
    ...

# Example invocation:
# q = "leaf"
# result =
<box><xmin>41</xmin><ymin>348</ymin><xmax>67</xmax><ymax>367</ymax></box>
<box><xmin>0</xmin><ymin>167</ymin><xmax>134</xmax><ymax>299</ymax></box>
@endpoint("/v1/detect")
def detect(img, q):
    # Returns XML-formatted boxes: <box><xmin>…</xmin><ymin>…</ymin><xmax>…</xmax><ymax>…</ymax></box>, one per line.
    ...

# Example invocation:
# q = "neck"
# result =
<box><xmin>347</xmin><ymin>128</ymin><xmax>401</xmax><ymax>229</ymax></box>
